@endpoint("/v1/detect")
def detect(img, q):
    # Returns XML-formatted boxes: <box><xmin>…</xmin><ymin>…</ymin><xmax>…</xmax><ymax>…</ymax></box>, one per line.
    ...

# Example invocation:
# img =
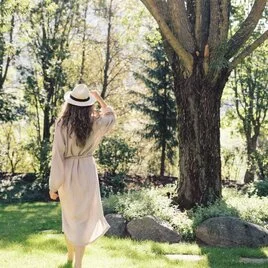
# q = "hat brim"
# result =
<box><xmin>64</xmin><ymin>91</ymin><xmax>96</xmax><ymax>107</ymax></box>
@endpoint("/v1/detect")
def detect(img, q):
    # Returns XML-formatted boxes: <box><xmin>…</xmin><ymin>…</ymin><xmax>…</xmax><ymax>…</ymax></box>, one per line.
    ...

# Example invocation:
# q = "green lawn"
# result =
<box><xmin>0</xmin><ymin>202</ymin><xmax>267</xmax><ymax>268</ymax></box>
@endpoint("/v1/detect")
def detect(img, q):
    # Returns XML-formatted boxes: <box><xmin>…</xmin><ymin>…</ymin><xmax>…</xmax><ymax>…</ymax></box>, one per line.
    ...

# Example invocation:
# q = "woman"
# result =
<box><xmin>48</xmin><ymin>84</ymin><xmax>116</xmax><ymax>268</ymax></box>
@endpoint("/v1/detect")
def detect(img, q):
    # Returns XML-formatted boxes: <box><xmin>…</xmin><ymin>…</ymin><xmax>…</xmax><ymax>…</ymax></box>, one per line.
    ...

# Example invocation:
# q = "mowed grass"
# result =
<box><xmin>0</xmin><ymin>202</ymin><xmax>268</xmax><ymax>268</ymax></box>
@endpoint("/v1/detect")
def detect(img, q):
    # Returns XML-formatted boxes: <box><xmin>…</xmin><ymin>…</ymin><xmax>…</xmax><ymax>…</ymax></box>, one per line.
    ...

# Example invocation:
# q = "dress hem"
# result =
<box><xmin>62</xmin><ymin>223</ymin><xmax>110</xmax><ymax>247</ymax></box>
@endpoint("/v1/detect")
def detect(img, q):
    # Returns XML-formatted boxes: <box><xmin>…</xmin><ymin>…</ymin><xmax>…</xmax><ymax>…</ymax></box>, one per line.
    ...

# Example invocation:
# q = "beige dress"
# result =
<box><xmin>49</xmin><ymin>105</ymin><xmax>116</xmax><ymax>246</ymax></box>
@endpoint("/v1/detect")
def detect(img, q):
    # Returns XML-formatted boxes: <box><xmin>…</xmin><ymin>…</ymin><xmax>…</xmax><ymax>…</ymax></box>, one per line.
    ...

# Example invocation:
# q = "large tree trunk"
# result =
<box><xmin>172</xmin><ymin>66</ymin><xmax>229</xmax><ymax>209</ymax></box>
<box><xmin>140</xmin><ymin>0</ymin><xmax>267</xmax><ymax>209</ymax></box>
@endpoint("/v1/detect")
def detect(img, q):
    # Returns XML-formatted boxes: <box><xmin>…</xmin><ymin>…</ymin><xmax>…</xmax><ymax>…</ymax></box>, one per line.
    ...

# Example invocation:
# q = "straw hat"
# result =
<box><xmin>64</xmin><ymin>84</ymin><xmax>96</xmax><ymax>106</ymax></box>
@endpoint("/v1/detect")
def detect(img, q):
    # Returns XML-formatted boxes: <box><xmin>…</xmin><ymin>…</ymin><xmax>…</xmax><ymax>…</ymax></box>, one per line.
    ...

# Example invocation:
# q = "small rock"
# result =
<box><xmin>127</xmin><ymin>215</ymin><xmax>181</xmax><ymax>243</ymax></box>
<box><xmin>105</xmin><ymin>214</ymin><xmax>127</xmax><ymax>237</ymax></box>
<box><xmin>195</xmin><ymin>216</ymin><xmax>268</xmax><ymax>247</ymax></box>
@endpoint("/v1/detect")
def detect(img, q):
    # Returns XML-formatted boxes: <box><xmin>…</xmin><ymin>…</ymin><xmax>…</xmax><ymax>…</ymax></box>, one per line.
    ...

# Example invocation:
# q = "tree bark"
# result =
<box><xmin>160</xmin><ymin>86</ymin><xmax>168</xmax><ymax>176</ymax></box>
<box><xmin>79</xmin><ymin>4</ymin><xmax>89</xmax><ymax>83</ymax></box>
<box><xmin>160</xmin><ymin>139</ymin><xmax>166</xmax><ymax>177</ymax></box>
<box><xmin>244</xmin><ymin>136</ymin><xmax>258</xmax><ymax>183</ymax></box>
<box><xmin>101</xmin><ymin>0</ymin><xmax>113</xmax><ymax>99</ymax></box>
<box><xmin>172</xmin><ymin>64</ymin><xmax>229</xmax><ymax>209</ymax></box>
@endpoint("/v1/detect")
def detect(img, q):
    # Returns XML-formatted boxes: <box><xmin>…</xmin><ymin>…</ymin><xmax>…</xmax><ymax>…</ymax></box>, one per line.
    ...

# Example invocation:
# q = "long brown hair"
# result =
<box><xmin>59</xmin><ymin>103</ymin><xmax>96</xmax><ymax>147</ymax></box>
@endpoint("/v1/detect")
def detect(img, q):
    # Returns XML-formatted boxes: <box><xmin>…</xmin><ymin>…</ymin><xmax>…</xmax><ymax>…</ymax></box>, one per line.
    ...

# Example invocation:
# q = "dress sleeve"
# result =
<box><xmin>95</xmin><ymin>105</ymin><xmax>116</xmax><ymax>136</ymax></box>
<box><xmin>49</xmin><ymin>120</ymin><xmax>66</xmax><ymax>193</ymax></box>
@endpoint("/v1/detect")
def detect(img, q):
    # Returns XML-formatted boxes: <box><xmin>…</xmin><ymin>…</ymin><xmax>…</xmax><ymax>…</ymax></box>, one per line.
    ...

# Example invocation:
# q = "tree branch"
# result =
<box><xmin>219</xmin><ymin>0</ymin><xmax>230</xmax><ymax>42</ymax></box>
<box><xmin>140</xmin><ymin>0</ymin><xmax>193</xmax><ymax>75</ymax></box>
<box><xmin>2</xmin><ymin>13</ymin><xmax>15</xmax><ymax>87</ymax></box>
<box><xmin>208</xmin><ymin>0</ymin><xmax>221</xmax><ymax>51</ymax></box>
<box><xmin>229</xmin><ymin>30</ymin><xmax>268</xmax><ymax>71</ymax></box>
<box><xmin>194</xmin><ymin>0</ymin><xmax>210</xmax><ymax>52</ymax></box>
<box><xmin>226</xmin><ymin>0</ymin><xmax>267</xmax><ymax>59</ymax></box>
<box><xmin>167</xmin><ymin>0</ymin><xmax>195</xmax><ymax>53</ymax></box>
<box><xmin>233</xmin><ymin>69</ymin><xmax>245</xmax><ymax>121</ymax></box>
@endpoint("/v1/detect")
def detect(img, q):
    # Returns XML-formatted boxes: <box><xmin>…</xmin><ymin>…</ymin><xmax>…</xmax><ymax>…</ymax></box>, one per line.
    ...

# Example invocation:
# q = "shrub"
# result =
<box><xmin>97</xmin><ymin>136</ymin><xmax>137</xmax><ymax>174</ymax></box>
<box><xmin>246</xmin><ymin>179</ymin><xmax>268</xmax><ymax>197</ymax></box>
<box><xmin>103</xmin><ymin>186</ymin><xmax>268</xmax><ymax>242</ymax></box>
<box><xmin>190</xmin><ymin>198</ymin><xmax>239</xmax><ymax>230</ymax></box>
<box><xmin>0</xmin><ymin>173</ymin><xmax>48</xmax><ymax>203</ymax></box>
<box><xmin>103</xmin><ymin>185</ymin><xmax>194</xmax><ymax>241</ymax></box>
<box><xmin>100</xmin><ymin>172</ymin><xmax>127</xmax><ymax>198</ymax></box>
<box><xmin>191</xmin><ymin>188</ymin><xmax>268</xmax><ymax>230</ymax></box>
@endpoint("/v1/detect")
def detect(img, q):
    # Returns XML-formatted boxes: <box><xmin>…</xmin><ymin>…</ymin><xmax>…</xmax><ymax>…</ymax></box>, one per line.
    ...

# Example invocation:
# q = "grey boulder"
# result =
<box><xmin>195</xmin><ymin>216</ymin><xmax>268</xmax><ymax>247</ymax></box>
<box><xmin>105</xmin><ymin>214</ymin><xmax>127</xmax><ymax>237</ymax></box>
<box><xmin>127</xmin><ymin>215</ymin><xmax>181</xmax><ymax>243</ymax></box>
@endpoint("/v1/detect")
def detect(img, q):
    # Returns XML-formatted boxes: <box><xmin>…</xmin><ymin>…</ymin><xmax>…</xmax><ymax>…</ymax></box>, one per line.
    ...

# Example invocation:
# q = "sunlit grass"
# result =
<box><xmin>0</xmin><ymin>202</ymin><xmax>267</xmax><ymax>268</ymax></box>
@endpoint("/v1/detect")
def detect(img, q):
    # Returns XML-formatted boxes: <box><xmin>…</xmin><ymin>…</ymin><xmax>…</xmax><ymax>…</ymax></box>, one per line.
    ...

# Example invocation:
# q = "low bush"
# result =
<box><xmin>103</xmin><ymin>186</ymin><xmax>268</xmax><ymax>241</ymax></box>
<box><xmin>100</xmin><ymin>172</ymin><xmax>127</xmax><ymax>198</ymax></box>
<box><xmin>191</xmin><ymin>188</ymin><xmax>268</xmax><ymax>229</ymax></box>
<box><xmin>0</xmin><ymin>173</ymin><xmax>47</xmax><ymax>203</ymax></box>
<box><xmin>245</xmin><ymin>179</ymin><xmax>268</xmax><ymax>197</ymax></box>
<box><xmin>103</xmin><ymin>185</ymin><xmax>194</xmax><ymax>241</ymax></box>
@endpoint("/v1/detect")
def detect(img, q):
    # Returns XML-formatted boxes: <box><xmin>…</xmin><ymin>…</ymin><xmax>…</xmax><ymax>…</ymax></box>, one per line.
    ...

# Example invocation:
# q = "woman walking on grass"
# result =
<box><xmin>49</xmin><ymin>84</ymin><xmax>116</xmax><ymax>268</ymax></box>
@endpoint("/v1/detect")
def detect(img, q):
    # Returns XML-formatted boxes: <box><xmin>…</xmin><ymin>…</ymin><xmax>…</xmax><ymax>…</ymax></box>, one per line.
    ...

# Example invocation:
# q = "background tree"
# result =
<box><xmin>93</xmin><ymin>0</ymin><xmax>130</xmax><ymax>99</ymax></box>
<box><xmin>132</xmin><ymin>36</ymin><xmax>178</xmax><ymax>176</ymax></box>
<box><xmin>140</xmin><ymin>0</ymin><xmax>268</xmax><ymax>208</ymax></box>
<box><xmin>1</xmin><ymin>123</ymin><xmax>24</xmax><ymax>174</ymax></box>
<box><xmin>0</xmin><ymin>0</ymin><xmax>15</xmax><ymax>90</ymax></box>
<box><xmin>0</xmin><ymin>0</ymin><xmax>23</xmax><ymax>122</ymax></box>
<box><xmin>20</xmin><ymin>0</ymin><xmax>78</xmax><ymax>182</ymax></box>
<box><xmin>255</xmin><ymin>134</ymin><xmax>268</xmax><ymax>180</ymax></box>
<box><xmin>232</xmin><ymin>48</ymin><xmax>267</xmax><ymax>183</ymax></box>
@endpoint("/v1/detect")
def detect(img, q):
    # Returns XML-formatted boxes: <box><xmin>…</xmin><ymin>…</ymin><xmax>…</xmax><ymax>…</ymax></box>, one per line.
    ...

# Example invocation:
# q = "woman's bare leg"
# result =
<box><xmin>74</xmin><ymin>245</ymin><xmax>86</xmax><ymax>268</ymax></box>
<box><xmin>64</xmin><ymin>233</ymin><xmax>74</xmax><ymax>262</ymax></box>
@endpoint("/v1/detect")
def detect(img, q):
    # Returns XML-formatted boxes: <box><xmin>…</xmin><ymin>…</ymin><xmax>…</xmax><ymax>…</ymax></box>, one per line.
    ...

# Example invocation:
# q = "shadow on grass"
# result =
<box><xmin>98</xmin><ymin>237</ymin><xmax>197</xmax><ymax>267</ymax></box>
<box><xmin>199</xmin><ymin>246</ymin><xmax>268</xmax><ymax>268</ymax></box>
<box><xmin>0</xmin><ymin>201</ymin><xmax>65</xmax><ymax>253</ymax></box>
<box><xmin>57</xmin><ymin>260</ymin><xmax>73</xmax><ymax>268</ymax></box>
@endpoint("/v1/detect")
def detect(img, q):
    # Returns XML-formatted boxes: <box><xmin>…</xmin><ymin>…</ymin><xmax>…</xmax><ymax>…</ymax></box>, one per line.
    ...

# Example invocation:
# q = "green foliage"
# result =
<box><xmin>25</xmin><ymin>138</ymin><xmax>52</xmax><ymax>186</ymax></box>
<box><xmin>191</xmin><ymin>188</ymin><xmax>268</xmax><ymax>229</ymax></box>
<box><xmin>190</xmin><ymin>199</ymin><xmax>239</xmax><ymax>230</ymax></box>
<box><xmin>97</xmin><ymin>136</ymin><xmax>137</xmax><ymax>174</ymax></box>
<box><xmin>221</xmin><ymin>146</ymin><xmax>244</xmax><ymax>180</ymax></box>
<box><xmin>100</xmin><ymin>173</ymin><xmax>127</xmax><ymax>198</ymax></box>
<box><xmin>253</xmin><ymin>179</ymin><xmax>268</xmax><ymax>197</ymax></box>
<box><xmin>0</xmin><ymin>122</ymin><xmax>32</xmax><ymax>173</ymax></box>
<box><xmin>246</xmin><ymin>179</ymin><xmax>268</xmax><ymax>198</ymax></box>
<box><xmin>0</xmin><ymin>173</ymin><xmax>48</xmax><ymax>203</ymax></box>
<box><xmin>0</xmin><ymin>92</ymin><xmax>25</xmax><ymax>123</ymax></box>
<box><xmin>209</xmin><ymin>41</ymin><xmax>229</xmax><ymax>71</ymax></box>
<box><xmin>255</xmin><ymin>136</ymin><xmax>268</xmax><ymax>180</ymax></box>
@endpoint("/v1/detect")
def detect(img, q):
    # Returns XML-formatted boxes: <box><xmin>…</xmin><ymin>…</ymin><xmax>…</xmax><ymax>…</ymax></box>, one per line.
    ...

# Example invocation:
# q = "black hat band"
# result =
<box><xmin>70</xmin><ymin>94</ymin><xmax>90</xmax><ymax>102</ymax></box>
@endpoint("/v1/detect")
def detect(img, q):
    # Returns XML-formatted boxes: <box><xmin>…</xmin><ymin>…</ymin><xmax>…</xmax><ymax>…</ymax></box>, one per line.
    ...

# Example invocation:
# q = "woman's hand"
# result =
<box><xmin>90</xmin><ymin>90</ymin><xmax>107</xmax><ymax>109</ymax></box>
<box><xmin>49</xmin><ymin>191</ymin><xmax>59</xmax><ymax>200</ymax></box>
<box><xmin>90</xmin><ymin>90</ymin><xmax>100</xmax><ymax>99</ymax></box>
